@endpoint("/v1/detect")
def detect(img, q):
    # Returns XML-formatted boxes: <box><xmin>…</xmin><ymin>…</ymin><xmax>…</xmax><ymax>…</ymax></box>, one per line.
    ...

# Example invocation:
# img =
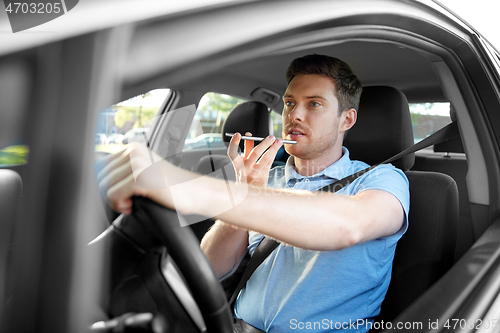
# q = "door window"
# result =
<box><xmin>95</xmin><ymin>89</ymin><xmax>170</xmax><ymax>153</ymax></box>
<box><xmin>183</xmin><ymin>92</ymin><xmax>247</xmax><ymax>151</ymax></box>
<box><xmin>409</xmin><ymin>102</ymin><xmax>451</xmax><ymax>144</ymax></box>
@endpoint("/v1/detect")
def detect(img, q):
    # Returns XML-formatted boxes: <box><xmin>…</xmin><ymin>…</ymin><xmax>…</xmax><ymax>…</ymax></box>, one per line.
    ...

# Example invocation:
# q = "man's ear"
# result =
<box><xmin>341</xmin><ymin>108</ymin><xmax>357</xmax><ymax>132</ymax></box>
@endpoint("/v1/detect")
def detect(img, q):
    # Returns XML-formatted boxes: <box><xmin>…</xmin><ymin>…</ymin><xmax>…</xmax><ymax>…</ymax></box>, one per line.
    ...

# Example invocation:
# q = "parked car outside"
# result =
<box><xmin>95</xmin><ymin>133</ymin><xmax>107</xmax><ymax>145</ymax></box>
<box><xmin>121</xmin><ymin>128</ymin><xmax>150</xmax><ymax>145</ymax></box>
<box><xmin>183</xmin><ymin>133</ymin><xmax>224</xmax><ymax>150</ymax></box>
<box><xmin>106</xmin><ymin>133</ymin><xmax>125</xmax><ymax>145</ymax></box>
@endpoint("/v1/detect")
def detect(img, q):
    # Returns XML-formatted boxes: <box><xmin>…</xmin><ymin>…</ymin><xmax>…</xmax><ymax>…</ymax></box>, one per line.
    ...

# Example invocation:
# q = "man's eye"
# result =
<box><xmin>311</xmin><ymin>101</ymin><xmax>321</xmax><ymax>107</ymax></box>
<box><xmin>285</xmin><ymin>101</ymin><xmax>294</xmax><ymax>107</ymax></box>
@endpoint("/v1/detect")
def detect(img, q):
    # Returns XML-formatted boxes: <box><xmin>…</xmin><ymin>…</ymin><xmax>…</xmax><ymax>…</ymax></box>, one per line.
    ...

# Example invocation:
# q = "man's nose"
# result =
<box><xmin>288</xmin><ymin>103</ymin><xmax>306</xmax><ymax>122</ymax></box>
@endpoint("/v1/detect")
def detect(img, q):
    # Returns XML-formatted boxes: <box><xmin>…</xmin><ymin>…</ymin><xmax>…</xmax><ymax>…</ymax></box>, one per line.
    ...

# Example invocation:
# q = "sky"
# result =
<box><xmin>116</xmin><ymin>89</ymin><xmax>171</xmax><ymax>108</ymax></box>
<box><xmin>70</xmin><ymin>0</ymin><xmax>499</xmax><ymax>115</ymax></box>
<box><xmin>436</xmin><ymin>0</ymin><xmax>500</xmax><ymax>50</ymax></box>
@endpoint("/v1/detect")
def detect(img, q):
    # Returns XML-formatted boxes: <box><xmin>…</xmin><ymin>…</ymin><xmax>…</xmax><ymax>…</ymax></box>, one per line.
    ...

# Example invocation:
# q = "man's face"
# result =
<box><xmin>282</xmin><ymin>74</ymin><xmax>344</xmax><ymax>162</ymax></box>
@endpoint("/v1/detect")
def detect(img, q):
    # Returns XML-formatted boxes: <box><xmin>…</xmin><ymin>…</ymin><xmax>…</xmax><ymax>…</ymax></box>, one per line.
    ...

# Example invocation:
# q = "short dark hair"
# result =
<box><xmin>286</xmin><ymin>54</ymin><xmax>362</xmax><ymax>114</ymax></box>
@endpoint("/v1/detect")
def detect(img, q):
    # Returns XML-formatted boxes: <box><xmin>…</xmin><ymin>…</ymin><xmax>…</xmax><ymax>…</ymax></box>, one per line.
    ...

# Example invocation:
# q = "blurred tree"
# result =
<box><xmin>0</xmin><ymin>145</ymin><xmax>29</xmax><ymax>166</ymax></box>
<box><xmin>114</xmin><ymin>92</ymin><xmax>158</xmax><ymax>129</ymax></box>
<box><xmin>196</xmin><ymin>92</ymin><xmax>247</xmax><ymax>133</ymax></box>
<box><xmin>198</xmin><ymin>92</ymin><xmax>245</xmax><ymax>114</ymax></box>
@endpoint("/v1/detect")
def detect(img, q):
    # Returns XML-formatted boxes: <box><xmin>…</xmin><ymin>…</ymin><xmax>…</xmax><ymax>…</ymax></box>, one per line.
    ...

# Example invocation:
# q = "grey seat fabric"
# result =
<box><xmin>380</xmin><ymin>170</ymin><xmax>458</xmax><ymax>322</ymax></box>
<box><xmin>345</xmin><ymin>86</ymin><xmax>459</xmax><ymax>322</ymax></box>
<box><xmin>344</xmin><ymin>86</ymin><xmax>415</xmax><ymax>171</ymax></box>
<box><xmin>413</xmin><ymin>135</ymin><xmax>471</xmax><ymax>260</ymax></box>
<box><xmin>0</xmin><ymin>169</ymin><xmax>23</xmax><ymax>326</ymax></box>
<box><xmin>221</xmin><ymin>101</ymin><xmax>272</xmax><ymax>152</ymax></box>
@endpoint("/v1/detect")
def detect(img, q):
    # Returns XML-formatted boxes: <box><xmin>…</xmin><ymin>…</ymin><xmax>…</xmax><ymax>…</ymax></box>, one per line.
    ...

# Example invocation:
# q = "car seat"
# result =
<box><xmin>413</xmin><ymin>108</ymin><xmax>472</xmax><ymax>261</ymax></box>
<box><xmin>344</xmin><ymin>86</ymin><xmax>459</xmax><ymax>323</ymax></box>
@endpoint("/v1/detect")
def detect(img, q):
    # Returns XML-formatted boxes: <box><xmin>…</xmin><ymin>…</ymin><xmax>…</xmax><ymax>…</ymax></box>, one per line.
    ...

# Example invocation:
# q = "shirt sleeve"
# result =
<box><xmin>247</xmin><ymin>231</ymin><xmax>265</xmax><ymax>256</ymax></box>
<box><xmin>351</xmin><ymin>164</ymin><xmax>410</xmax><ymax>239</ymax></box>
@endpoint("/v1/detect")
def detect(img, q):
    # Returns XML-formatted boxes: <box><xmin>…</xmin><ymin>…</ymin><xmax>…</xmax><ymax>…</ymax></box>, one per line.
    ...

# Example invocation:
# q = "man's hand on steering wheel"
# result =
<box><xmin>94</xmin><ymin>144</ymin><xmax>236</xmax><ymax>333</ymax></box>
<box><xmin>95</xmin><ymin>143</ymin><xmax>175</xmax><ymax>215</ymax></box>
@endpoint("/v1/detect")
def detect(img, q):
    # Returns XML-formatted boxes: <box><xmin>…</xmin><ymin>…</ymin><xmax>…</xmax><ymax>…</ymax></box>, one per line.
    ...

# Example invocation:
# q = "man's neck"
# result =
<box><xmin>293</xmin><ymin>146</ymin><xmax>344</xmax><ymax>177</ymax></box>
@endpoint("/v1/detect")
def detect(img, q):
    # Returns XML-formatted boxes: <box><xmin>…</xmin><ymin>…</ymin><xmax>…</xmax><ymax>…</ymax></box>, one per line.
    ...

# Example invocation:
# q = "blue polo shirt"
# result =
<box><xmin>234</xmin><ymin>147</ymin><xmax>410</xmax><ymax>332</ymax></box>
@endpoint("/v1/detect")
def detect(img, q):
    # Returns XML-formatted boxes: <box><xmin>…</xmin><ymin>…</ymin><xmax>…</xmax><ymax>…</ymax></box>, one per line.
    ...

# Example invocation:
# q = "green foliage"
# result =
<box><xmin>199</xmin><ymin>92</ymin><xmax>246</xmax><ymax>114</ymax></box>
<box><xmin>410</xmin><ymin>112</ymin><xmax>422</xmax><ymax>125</ymax></box>
<box><xmin>194</xmin><ymin>92</ymin><xmax>248</xmax><ymax>135</ymax></box>
<box><xmin>113</xmin><ymin>92</ymin><xmax>158</xmax><ymax>129</ymax></box>
<box><xmin>0</xmin><ymin>145</ymin><xmax>29</xmax><ymax>166</ymax></box>
<box><xmin>113</xmin><ymin>105</ymin><xmax>157</xmax><ymax>129</ymax></box>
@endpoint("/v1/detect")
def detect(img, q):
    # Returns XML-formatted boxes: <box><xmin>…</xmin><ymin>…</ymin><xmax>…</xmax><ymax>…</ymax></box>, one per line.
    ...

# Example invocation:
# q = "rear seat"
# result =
<box><xmin>412</xmin><ymin>134</ymin><xmax>473</xmax><ymax>261</ymax></box>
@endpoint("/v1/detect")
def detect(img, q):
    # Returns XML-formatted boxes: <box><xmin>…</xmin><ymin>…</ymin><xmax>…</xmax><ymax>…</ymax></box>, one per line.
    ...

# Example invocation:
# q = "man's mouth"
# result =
<box><xmin>288</xmin><ymin>128</ymin><xmax>306</xmax><ymax>137</ymax></box>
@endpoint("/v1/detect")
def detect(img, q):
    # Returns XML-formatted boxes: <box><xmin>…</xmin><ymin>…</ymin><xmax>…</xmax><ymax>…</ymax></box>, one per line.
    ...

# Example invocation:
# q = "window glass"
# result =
<box><xmin>0</xmin><ymin>145</ymin><xmax>29</xmax><ymax>168</ymax></box>
<box><xmin>95</xmin><ymin>89</ymin><xmax>170</xmax><ymax>153</ymax></box>
<box><xmin>0</xmin><ymin>59</ymin><xmax>31</xmax><ymax>168</ymax></box>
<box><xmin>183</xmin><ymin>92</ymin><xmax>247</xmax><ymax>151</ymax></box>
<box><xmin>409</xmin><ymin>102</ymin><xmax>451</xmax><ymax>143</ymax></box>
<box><xmin>270</xmin><ymin>110</ymin><xmax>283</xmax><ymax>138</ymax></box>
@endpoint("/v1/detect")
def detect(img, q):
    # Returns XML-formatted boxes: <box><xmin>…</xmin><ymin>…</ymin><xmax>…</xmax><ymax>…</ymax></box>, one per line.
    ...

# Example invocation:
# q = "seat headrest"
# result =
<box><xmin>344</xmin><ymin>86</ymin><xmax>415</xmax><ymax>170</ymax></box>
<box><xmin>222</xmin><ymin>101</ymin><xmax>271</xmax><ymax>151</ymax></box>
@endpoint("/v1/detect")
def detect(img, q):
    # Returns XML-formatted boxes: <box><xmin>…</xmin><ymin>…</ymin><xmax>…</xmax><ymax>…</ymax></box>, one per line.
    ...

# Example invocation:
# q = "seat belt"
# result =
<box><xmin>228</xmin><ymin>121</ymin><xmax>460</xmax><ymax>309</ymax></box>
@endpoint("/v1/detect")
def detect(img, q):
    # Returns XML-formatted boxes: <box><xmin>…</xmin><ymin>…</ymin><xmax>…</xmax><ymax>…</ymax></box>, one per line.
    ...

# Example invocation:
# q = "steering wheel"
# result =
<box><xmin>92</xmin><ymin>196</ymin><xmax>234</xmax><ymax>333</ymax></box>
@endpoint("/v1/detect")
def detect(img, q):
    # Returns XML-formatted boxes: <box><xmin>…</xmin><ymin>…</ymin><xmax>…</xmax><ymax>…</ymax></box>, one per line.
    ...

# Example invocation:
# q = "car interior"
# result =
<box><xmin>106</xmin><ymin>10</ymin><xmax>498</xmax><ymax>329</ymax></box>
<box><xmin>90</xmin><ymin>38</ymin><xmax>482</xmax><ymax>332</ymax></box>
<box><xmin>1</xmin><ymin>1</ymin><xmax>500</xmax><ymax>332</ymax></box>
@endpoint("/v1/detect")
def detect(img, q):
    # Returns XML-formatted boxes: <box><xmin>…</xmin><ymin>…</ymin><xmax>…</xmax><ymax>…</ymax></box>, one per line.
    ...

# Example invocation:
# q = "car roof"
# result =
<box><xmin>1</xmin><ymin>0</ymin><xmax>490</xmax><ymax>107</ymax></box>
<box><xmin>0</xmin><ymin>0</ymin><xmax>237</xmax><ymax>56</ymax></box>
<box><xmin>104</xmin><ymin>0</ymin><xmax>493</xmax><ymax>108</ymax></box>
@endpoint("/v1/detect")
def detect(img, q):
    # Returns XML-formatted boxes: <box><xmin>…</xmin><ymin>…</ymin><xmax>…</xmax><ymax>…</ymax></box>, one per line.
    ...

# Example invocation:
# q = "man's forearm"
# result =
<box><xmin>175</xmin><ymin>166</ymin><xmax>359</xmax><ymax>251</ymax></box>
<box><xmin>97</xmin><ymin>147</ymin><xmax>403</xmax><ymax>253</ymax></box>
<box><xmin>174</xmin><ymin>161</ymin><xmax>403</xmax><ymax>252</ymax></box>
<box><xmin>209</xmin><ymin>185</ymin><xmax>359</xmax><ymax>251</ymax></box>
<box><xmin>200</xmin><ymin>220</ymin><xmax>249</xmax><ymax>279</ymax></box>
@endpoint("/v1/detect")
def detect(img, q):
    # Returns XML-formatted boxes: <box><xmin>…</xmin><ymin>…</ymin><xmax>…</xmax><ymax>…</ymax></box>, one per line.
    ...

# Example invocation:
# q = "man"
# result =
<box><xmin>97</xmin><ymin>54</ymin><xmax>409</xmax><ymax>332</ymax></box>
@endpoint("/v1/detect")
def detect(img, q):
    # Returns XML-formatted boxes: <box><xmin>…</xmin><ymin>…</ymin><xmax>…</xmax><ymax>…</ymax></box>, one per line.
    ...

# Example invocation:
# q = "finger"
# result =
<box><xmin>247</xmin><ymin>135</ymin><xmax>276</xmax><ymax>164</ymax></box>
<box><xmin>232</xmin><ymin>157</ymin><xmax>248</xmax><ymax>183</ymax></box>
<box><xmin>98</xmin><ymin>160</ymin><xmax>134</xmax><ymax>198</ymax></box>
<box><xmin>256</xmin><ymin>139</ymin><xmax>283</xmax><ymax>169</ymax></box>
<box><xmin>97</xmin><ymin>143</ymin><xmax>150</xmax><ymax>183</ymax></box>
<box><xmin>228</xmin><ymin>132</ymin><xmax>242</xmax><ymax>161</ymax></box>
<box><xmin>243</xmin><ymin>132</ymin><xmax>254</xmax><ymax>159</ymax></box>
<box><xmin>95</xmin><ymin>145</ymin><xmax>129</xmax><ymax>175</ymax></box>
<box><xmin>116</xmin><ymin>198</ymin><xmax>133</xmax><ymax>215</ymax></box>
<box><xmin>107</xmin><ymin>173</ymin><xmax>144</xmax><ymax>214</ymax></box>
<box><xmin>96</xmin><ymin>150</ymin><xmax>130</xmax><ymax>183</ymax></box>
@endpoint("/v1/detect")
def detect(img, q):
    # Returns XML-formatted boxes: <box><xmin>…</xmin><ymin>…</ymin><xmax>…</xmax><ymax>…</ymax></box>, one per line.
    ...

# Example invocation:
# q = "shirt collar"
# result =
<box><xmin>284</xmin><ymin>147</ymin><xmax>354</xmax><ymax>186</ymax></box>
